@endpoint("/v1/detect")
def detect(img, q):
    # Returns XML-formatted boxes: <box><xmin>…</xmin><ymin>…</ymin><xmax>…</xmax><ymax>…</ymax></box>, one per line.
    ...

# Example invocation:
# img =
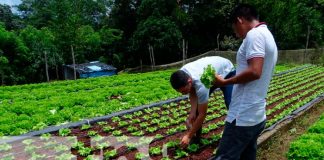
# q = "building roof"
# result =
<box><xmin>65</xmin><ymin>61</ymin><xmax>117</xmax><ymax>74</ymax></box>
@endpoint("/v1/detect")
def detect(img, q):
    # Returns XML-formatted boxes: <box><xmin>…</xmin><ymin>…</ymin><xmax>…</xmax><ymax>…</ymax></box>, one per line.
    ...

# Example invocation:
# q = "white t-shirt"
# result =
<box><xmin>181</xmin><ymin>56</ymin><xmax>234</xmax><ymax>104</ymax></box>
<box><xmin>226</xmin><ymin>24</ymin><xmax>278</xmax><ymax>126</ymax></box>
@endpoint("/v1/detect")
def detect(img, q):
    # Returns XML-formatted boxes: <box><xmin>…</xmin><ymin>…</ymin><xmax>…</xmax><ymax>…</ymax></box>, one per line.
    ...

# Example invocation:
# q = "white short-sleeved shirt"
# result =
<box><xmin>181</xmin><ymin>56</ymin><xmax>234</xmax><ymax>104</ymax></box>
<box><xmin>226</xmin><ymin>24</ymin><xmax>278</xmax><ymax>126</ymax></box>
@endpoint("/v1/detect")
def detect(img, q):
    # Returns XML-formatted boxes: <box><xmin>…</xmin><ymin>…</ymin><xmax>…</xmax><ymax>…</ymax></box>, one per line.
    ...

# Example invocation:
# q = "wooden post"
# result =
<box><xmin>304</xmin><ymin>25</ymin><xmax>310</xmax><ymax>64</ymax></box>
<box><xmin>148</xmin><ymin>44</ymin><xmax>155</xmax><ymax>71</ymax></box>
<box><xmin>44</xmin><ymin>51</ymin><xmax>49</xmax><ymax>82</ymax></box>
<box><xmin>217</xmin><ymin>34</ymin><xmax>220</xmax><ymax>50</ymax></box>
<box><xmin>140</xmin><ymin>59</ymin><xmax>143</xmax><ymax>72</ymax></box>
<box><xmin>183</xmin><ymin>39</ymin><xmax>185</xmax><ymax>65</ymax></box>
<box><xmin>71</xmin><ymin>45</ymin><xmax>76</xmax><ymax>80</ymax></box>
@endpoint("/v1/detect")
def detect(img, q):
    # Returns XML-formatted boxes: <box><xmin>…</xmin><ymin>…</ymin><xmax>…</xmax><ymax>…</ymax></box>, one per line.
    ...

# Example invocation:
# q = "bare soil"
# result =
<box><xmin>256</xmin><ymin>100</ymin><xmax>324</xmax><ymax>160</ymax></box>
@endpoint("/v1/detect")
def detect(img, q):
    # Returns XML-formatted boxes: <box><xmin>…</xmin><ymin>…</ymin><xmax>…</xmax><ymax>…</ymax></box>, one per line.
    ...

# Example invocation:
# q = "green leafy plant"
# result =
<box><xmin>30</xmin><ymin>152</ymin><xmax>46</xmax><ymax>160</ymax></box>
<box><xmin>131</xmin><ymin>130</ymin><xmax>144</xmax><ymax>136</ymax></box>
<box><xmin>134</xmin><ymin>111</ymin><xmax>143</xmax><ymax>116</ymax></box>
<box><xmin>123</xmin><ymin>114</ymin><xmax>133</xmax><ymax>119</ymax></box>
<box><xmin>40</xmin><ymin>133</ymin><xmax>51</xmax><ymax>141</ymax></box>
<box><xmin>166</xmin><ymin>128</ymin><xmax>177</xmax><ymax>135</ymax></box>
<box><xmin>104</xmin><ymin>149</ymin><xmax>117</xmax><ymax>159</ymax></box>
<box><xmin>116</xmin><ymin>135</ymin><xmax>129</xmax><ymax>142</ymax></box>
<box><xmin>103</xmin><ymin>126</ymin><xmax>114</xmax><ymax>132</ymax></box>
<box><xmin>201</xmin><ymin>138</ymin><xmax>211</xmax><ymax>145</ymax></box>
<box><xmin>0</xmin><ymin>143</ymin><xmax>12</xmax><ymax>151</ymax></box>
<box><xmin>72</xmin><ymin>141</ymin><xmax>85</xmax><ymax>150</ymax></box>
<box><xmin>132</xmin><ymin>118</ymin><xmax>141</xmax><ymax>123</ymax></box>
<box><xmin>174</xmin><ymin>149</ymin><xmax>189</xmax><ymax>159</ymax></box>
<box><xmin>55</xmin><ymin>153</ymin><xmax>75</xmax><ymax>160</ymax></box>
<box><xmin>87</xmin><ymin>131</ymin><xmax>98</xmax><ymax>137</ymax></box>
<box><xmin>118</xmin><ymin>121</ymin><xmax>128</xmax><ymax>127</ymax></box>
<box><xmin>135</xmin><ymin>152</ymin><xmax>148</xmax><ymax>160</ymax></box>
<box><xmin>149</xmin><ymin>146</ymin><xmax>162</xmax><ymax>155</ymax></box>
<box><xmin>127</xmin><ymin>126</ymin><xmax>138</xmax><ymax>132</ymax></box>
<box><xmin>139</xmin><ymin>122</ymin><xmax>149</xmax><ymax>128</ymax></box>
<box><xmin>59</xmin><ymin>128</ymin><xmax>71</xmax><ymax>136</ymax></box>
<box><xmin>187</xmin><ymin>143</ymin><xmax>199</xmax><ymax>153</ymax></box>
<box><xmin>85</xmin><ymin>155</ymin><xmax>100</xmax><ymax>160</ymax></box>
<box><xmin>112</xmin><ymin>130</ymin><xmax>122</xmax><ymax>136</ymax></box>
<box><xmin>96</xmin><ymin>142</ymin><xmax>109</xmax><ymax>150</ymax></box>
<box><xmin>54</xmin><ymin>144</ymin><xmax>69</xmax><ymax>152</ymax></box>
<box><xmin>22</xmin><ymin>139</ymin><xmax>34</xmax><ymax>145</ymax></box>
<box><xmin>146</xmin><ymin>127</ymin><xmax>158</xmax><ymax>133</ymax></box>
<box><xmin>112</xmin><ymin>117</ymin><xmax>121</xmax><ymax>122</ymax></box>
<box><xmin>81</xmin><ymin>124</ymin><xmax>91</xmax><ymax>130</ymax></box>
<box><xmin>126</xmin><ymin>142</ymin><xmax>137</xmax><ymax>150</ymax></box>
<box><xmin>97</xmin><ymin>121</ymin><xmax>107</xmax><ymax>126</ymax></box>
<box><xmin>155</xmin><ymin>134</ymin><xmax>163</xmax><ymax>139</ymax></box>
<box><xmin>200</xmin><ymin>64</ymin><xmax>216</xmax><ymax>88</ymax></box>
<box><xmin>166</xmin><ymin>140</ymin><xmax>180</xmax><ymax>148</ymax></box>
<box><xmin>92</xmin><ymin>135</ymin><xmax>104</xmax><ymax>142</ymax></box>
<box><xmin>78</xmin><ymin>147</ymin><xmax>93</xmax><ymax>157</ymax></box>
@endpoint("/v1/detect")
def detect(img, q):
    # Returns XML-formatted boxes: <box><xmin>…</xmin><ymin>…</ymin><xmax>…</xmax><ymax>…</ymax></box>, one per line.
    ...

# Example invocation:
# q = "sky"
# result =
<box><xmin>0</xmin><ymin>0</ymin><xmax>22</xmax><ymax>6</ymax></box>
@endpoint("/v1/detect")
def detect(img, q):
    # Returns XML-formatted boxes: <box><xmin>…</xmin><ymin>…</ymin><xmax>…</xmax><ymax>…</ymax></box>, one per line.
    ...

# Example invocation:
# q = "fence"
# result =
<box><xmin>123</xmin><ymin>48</ymin><xmax>324</xmax><ymax>73</ymax></box>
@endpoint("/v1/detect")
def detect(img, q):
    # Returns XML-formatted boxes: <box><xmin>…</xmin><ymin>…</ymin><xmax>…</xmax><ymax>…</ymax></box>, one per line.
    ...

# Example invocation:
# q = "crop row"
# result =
<box><xmin>287</xmin><ymin>113</ymin><xmax>324</xmax><ymax>160</ymax></box>
<box><xmin>0</xmin><ymin>65</ymin><xmax>323</xmax><ymax>160</ymax></box>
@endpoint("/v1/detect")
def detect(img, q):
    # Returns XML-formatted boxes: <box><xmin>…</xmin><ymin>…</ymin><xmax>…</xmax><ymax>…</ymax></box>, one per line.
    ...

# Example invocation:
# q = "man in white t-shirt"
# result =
<box><xmin>213</xmin><ymin>4</ymin><xmax>278</xmax><ymax>160</ymax></box>
<box><xmin>170</xmin><ymin>56</ymin><xmax>235</xmax><ymax>147</ymax></box>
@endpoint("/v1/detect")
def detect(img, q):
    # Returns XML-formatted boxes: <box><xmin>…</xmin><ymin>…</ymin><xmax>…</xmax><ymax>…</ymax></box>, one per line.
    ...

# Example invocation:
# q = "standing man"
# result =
<box><xmin>170</xmin><ymin>56</ymin><xmax>235</xmax><ymax>147</ymax></box>
<box><xmin>213</xmin><ymin>4</ymin><xmax>278</xmax><ymax>160</ymax></box>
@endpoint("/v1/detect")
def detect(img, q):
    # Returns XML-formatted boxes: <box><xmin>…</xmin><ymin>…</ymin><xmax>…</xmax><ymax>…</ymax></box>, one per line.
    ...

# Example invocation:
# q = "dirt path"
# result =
<box><xmin>256</xmin><ymin>100</ymin><xmax>324</xmax><ymax>160</ymax></box>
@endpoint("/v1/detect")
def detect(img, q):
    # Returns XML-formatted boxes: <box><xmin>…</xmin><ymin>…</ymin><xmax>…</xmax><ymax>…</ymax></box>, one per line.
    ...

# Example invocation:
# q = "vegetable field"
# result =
<box><xmin>0</xmin><ymin>65</ymin><xmax>323</xmax><ymax>160</ymax></box>
<box><xmin>287</xmin><ymin>113</ymin><xmax>324</xmax><ymax>160</ymax></box>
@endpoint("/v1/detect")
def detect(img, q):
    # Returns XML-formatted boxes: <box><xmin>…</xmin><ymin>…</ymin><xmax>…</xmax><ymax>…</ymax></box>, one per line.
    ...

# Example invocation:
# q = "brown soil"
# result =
<box><xmin>257</xmin><ymin>100</ymin><xmax>324</xmax><ymax>160</ymax></box>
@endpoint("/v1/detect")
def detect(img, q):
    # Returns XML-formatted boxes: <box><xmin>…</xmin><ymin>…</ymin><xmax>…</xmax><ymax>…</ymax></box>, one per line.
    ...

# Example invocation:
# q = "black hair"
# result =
<box><xmin>230</xmin><ymin>4</ymin><xmax>259</xmax><ymax>24</ymax></box>
<box><xmin>170</xmin><ymin>70</ymin><xmax>190</xmax><ymax>90</ymax></box>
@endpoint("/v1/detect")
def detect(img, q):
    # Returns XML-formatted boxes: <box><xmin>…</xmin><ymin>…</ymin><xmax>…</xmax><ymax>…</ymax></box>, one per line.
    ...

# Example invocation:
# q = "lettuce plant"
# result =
<box><xmin>200</xmin><ymin>64</ymin><xmax>216</xmax><ymax>88</ymax></box>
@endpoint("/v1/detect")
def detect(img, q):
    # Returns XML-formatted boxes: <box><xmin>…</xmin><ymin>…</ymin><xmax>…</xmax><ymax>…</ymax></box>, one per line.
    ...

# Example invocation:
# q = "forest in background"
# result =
<box><xmin>0</xmin><ymin>0</ymin><xmax>323</xmax><ymax>85</ymax></box>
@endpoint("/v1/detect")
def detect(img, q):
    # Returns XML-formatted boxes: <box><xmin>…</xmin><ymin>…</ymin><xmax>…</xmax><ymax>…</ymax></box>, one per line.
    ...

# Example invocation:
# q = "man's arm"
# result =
<box><xmin>188</xmin><ymin>91</ymin><xmax>198</xmax><ymax>124</ymax></box>
<box><xmin>181</xmin><ymin>102</ymin><xmax>208</xmax><ymax>148</ymax></box>
<box><xmin>188</xmin><ymin>102</ymin><xmax>207</xmax><ymax>138</ymax></box>
<box><xmin>214</xmin><ymin>57</ymin><xmax>264</xmax><ymax>86</ymax></box>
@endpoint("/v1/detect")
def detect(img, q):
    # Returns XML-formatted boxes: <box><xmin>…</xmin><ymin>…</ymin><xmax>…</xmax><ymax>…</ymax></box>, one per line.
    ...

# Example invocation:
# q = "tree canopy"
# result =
<box><xmin>0</xmin><ymin>0</ymin><xmax>323</xmax><ymax>85</ymax></box>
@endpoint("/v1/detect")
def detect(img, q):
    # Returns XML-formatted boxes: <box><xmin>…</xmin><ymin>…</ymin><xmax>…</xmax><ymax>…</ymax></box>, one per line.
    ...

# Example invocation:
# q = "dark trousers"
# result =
<box><xmin>209</xmin><ymin>70</ymin><xmax>236</xmax><ymax>109</ymax></box>
<box><xmin>213</xmin><ymin>120</ymin><xmax>266</xmax><ymax>160</ymax></box>
<box><xmin>194</xmin><ymin>70</ymin><xmax>236</xmax><ymax>141</ymax></box>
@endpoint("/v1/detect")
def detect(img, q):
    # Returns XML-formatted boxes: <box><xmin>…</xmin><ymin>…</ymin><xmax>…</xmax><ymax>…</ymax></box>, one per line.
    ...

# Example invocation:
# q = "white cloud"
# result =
<box><xmin>0</xmin><ymin>0</ymin><xmax>21</xmax><ymax>6</ymax></box>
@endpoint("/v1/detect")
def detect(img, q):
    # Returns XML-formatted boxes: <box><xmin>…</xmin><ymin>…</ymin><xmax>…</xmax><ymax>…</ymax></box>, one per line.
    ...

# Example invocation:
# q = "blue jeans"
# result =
<box><xmin>214</xmin><ymin>120</ymin><xmax>266</xmax><ymax>160</ymax></box>
<box><xmin>209</xmin><ymin>70</ymin><xmax>236</xmax><ymax>109</ymax></box>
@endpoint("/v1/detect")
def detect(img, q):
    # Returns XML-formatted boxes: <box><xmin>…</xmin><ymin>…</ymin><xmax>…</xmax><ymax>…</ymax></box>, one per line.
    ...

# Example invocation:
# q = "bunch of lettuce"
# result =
<box><xmin>200</xmin><ymin>64</ymin><xmax>216</xmax><ymax>88</ymax></box>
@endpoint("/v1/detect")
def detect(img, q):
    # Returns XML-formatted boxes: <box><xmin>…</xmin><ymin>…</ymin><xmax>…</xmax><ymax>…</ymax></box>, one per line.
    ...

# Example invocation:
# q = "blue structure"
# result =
<box><xmin>63</xmin><ymin>61</ymin><xmax>117</xmax><ymax>80</ymax></box>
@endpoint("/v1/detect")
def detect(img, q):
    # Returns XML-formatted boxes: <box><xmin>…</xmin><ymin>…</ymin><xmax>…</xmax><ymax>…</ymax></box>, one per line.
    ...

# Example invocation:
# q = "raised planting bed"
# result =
<box><xmin>0</xmin><ymin>65</ymin><xmax>323</xmax><ymax>160</ymax></box>
<box><xmin>0</xmin><ymin>65</ymin><xmax>303</xmax><ymax>136</ymax></box>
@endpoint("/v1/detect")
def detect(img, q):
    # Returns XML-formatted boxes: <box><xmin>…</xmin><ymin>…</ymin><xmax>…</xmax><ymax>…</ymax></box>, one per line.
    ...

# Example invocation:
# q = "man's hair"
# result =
<box><xmin>230</xmin><ymin>4</ymin><xmax>259</xmax><ymax>24</ymax></box>
<box><xmin>170</xmin><ymin>70</ymin><xmax>190</xmax><ymax>90</ymax></box>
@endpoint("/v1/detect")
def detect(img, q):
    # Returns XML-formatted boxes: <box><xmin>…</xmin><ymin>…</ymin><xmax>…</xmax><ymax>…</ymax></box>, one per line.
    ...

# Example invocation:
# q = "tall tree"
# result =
<box><xmin>0</xmin><ymin>23</ymin><xmax>29</xmax><ymax>84</ymax></box>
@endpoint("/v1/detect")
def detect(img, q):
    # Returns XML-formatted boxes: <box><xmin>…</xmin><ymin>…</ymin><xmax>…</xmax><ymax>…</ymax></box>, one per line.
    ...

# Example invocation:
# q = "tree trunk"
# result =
<box><xmin>53</xmin><ymin>52</ymin><xmax>59</xmax><ymax>80</ymax></box>
<box><xmin>151</xmin><ymin>45</ymin><xmax>155</xmax><ymax>70</ymax></box>
<box><xmin>148</xmin><ymin>44</ymin><xmax>155</xmax><ymax>71</ymax></box>
<box><xmin>217</xmin><ymin>34</ymin><xmax>220</xmax><ymax>50</ymax></box>
<box><xmin>44</xmin><ymin>51</ymin><xmax>49</xmax><ymax>82</ymax></box>
<box><xmin>71</xmin><ymin>45</ymin><xmax>76</xmax><ymax>80</ymax></box>
<box><xmin>183</xmin><ymin>39</ymin><xmax>185</xmax><ymax>65</ymax></box>
<box><xmin>304</xmin><ymin>25</ymin><xmax>310</xmax><ymax>64</ymax></box>
<box><xmin>140</xmin><ymin>59</ymin><xmax>143</xmax><ymax>72</ymax></box>
<box><xmin>1</xmin><ymin>72</ymin><xmax>4</xmax><ymax>86</ymax></box>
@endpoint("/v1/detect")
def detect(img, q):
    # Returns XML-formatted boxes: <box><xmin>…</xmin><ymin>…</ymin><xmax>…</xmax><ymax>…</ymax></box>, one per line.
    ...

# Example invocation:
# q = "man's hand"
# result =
<box><xmin>213</xmin><ymin>73</ymin><xmax>226</xmax><ymax>87</ymax></box>
<box><xmin>180</xmin><ymin>133</ymin><xmax>191</xmax><ymax>148</ymax></box>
